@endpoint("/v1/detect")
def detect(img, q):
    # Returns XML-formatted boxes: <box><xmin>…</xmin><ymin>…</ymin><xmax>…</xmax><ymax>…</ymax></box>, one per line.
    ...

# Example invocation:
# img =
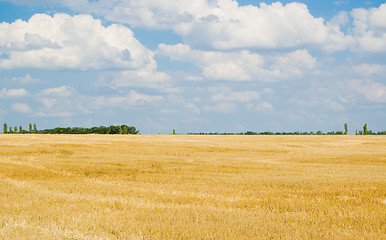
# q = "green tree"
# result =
<box><xmin>9</xmin><ymin>127</ymin><xmax>13</xmax><ymax>134</ymax></box>
<box><xmin>19</xmin><ymin>126</ymin><xmax>22</xmax><ymax>133</ymax></box>
<box><xmin>363</xmin><ymin>124</ymin><xmax>368</xmax><ymax>135</ymax></box>
<box><xmin>344</xmin><ymin>123</ymin><xmax>348</xmax><ymax>135</ymax></box>
<box><xmin>122</xmin><ymin>126</ymin><xmax>128</xmax><ymax>134</ymax></box>
<box><xmin>173</xmin><ymin>129</ymin><xmax>176</xmax><ymax>135</ymax></box>
<box><xmin>14</xmin><ymin>126</ymin><xmax>18</xmax><ymax>134</ymax></box>
<box><xmin>29</xmin><ymin>123</ymin><xmax>32</xmax><ymax>133</ymax></box>
<box><xmin>3</xmin><ymin>123</ymin><xmax>7</xmax><ymax>134</ymax></box>
<box><xmin>33</xmin><ymin>123</ymin><xmax>37</xmax><ymax>134</ymax></box>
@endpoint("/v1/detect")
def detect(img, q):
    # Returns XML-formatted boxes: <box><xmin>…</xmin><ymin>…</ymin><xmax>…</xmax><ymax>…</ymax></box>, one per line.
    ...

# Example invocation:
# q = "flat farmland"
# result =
<box><xmin>0</xmin><ymin>134</ymin><xmax>385</xmax><ymax>239</ymax></box>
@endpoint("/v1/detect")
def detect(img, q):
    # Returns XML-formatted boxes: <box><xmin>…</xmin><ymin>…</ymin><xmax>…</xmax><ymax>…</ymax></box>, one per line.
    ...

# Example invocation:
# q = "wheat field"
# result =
<box><xmin>0</xmin><ymin>134</ymin><xmax>385</xmax><ymax>239</ymax></box>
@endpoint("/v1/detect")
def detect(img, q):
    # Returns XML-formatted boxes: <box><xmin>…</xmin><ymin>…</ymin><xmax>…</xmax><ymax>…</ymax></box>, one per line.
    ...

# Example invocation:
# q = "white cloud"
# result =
<box><xmin>11</xmin><ymin>102</ymin><xmax>32</xmax><ymax>113</ymax></box>
<box><xmin>65</xmin><ymin>0</ymin><xmax>348</xmax><ymax>51</ymax></box>
<box><xmin>261</xmin><ymin>88</ymin><xmax>274</xmax><ymax>94</ymax></box>
<box><xmin>36</xmin><ymin>86</ymin><xmax>87</xmax><ymax>117</ymax></box>
<box><xmin>259</xmin><ymin>102</ymin><xmax>274</xmax><ymax>112</ymax></box>
<box><xmin>334</xmin><ymin>1</ymin><xmax>349</xmax><ymax>6</ymax></box>
<box><xmin>186</xmin><ymin>75</ymin><xmax>204</xmax><ymax>81</ymax></box>
<box><xmin>7</xmin><ymin>0</ymin><xmax>350</xmax><ymax>52</ymax></box>
<box><xmin>210</xmin><ymin>87</ymin><xmax>260</xmax><ymax>102</ymax></box>
<box><xmin>185</xmin><ymin>103</ymin><xmax>200</xmax><ymax>114</ymax></box>
<box><xmin>351</xmin><ymin>3</ymin><xmax>386</xmax><ymax>52</ymax></box>
<box><xmin>350</xmin><ymin>79</ymin><xmax>386</xmax><ymax>103</ymax></box>
<box><xmin>36</xmin><ymin>111</ymin><xmax>73</xmax><ymax>118</ymax></box>
<box><xmin>329</xmin><ymin>11</ymin><xmax>350</xmax><ymax>26</ymax></box>
<box><xmin>203</xmin><ymin>102</ymin><xmax>236</xmax><ymax>114</ymax></box>
<box><xmin>0</xmin><ymin>88</ymin><xmax>28</xmax><ymax>97</ymax></box>
<box><xmin>39</xmin><ymin>98</ymin><xmax>58</xmax><ymax>109</ymax></box>
<box><xmin>200</xmin><ymin>87</ymin><xmax>262</xmax><ymax>114</ymax></box>
<box><xmin>181</xmin><ymin>1</ymin><xmax>349</xmax><ymax>51</ymax></box>
<box><xmin>193</xmin><ymin>97</ymin><xmax>201</xmax><ymax>102</ymax></box>
<box><xmin>100</xmin><ymin>67</ymin><xmax>175</xmax><ymax>92</ymax></box>
<box><xmin>158</xmin><ymin>43</ymin><xmax>316</xmax><ymax>81</ymax></box>
<box><xmin>91</xmin><ymin>0</ymin><xmax>210</xmax><ymax>30</ymax></box>
<box><xmin>247</xmin><ymin>102</ymin><xmax>274</xmax><ymax>112</ymax></box>
<box><xmin>11</xmin><ymin>74</ymin><xmax>39</xmax><ymax>84</ymax></box>
<box><xmin>0</xmin><ymin>13</ymin><xmax>155</xmax><ymax>70</ymax></box>
<box><xmin>158</xmin><ymin>43</ymin><xmax>264</xmax><ymax>81</ymax></box>
<box><xmin>290</xmin><ymin>91</ymin><xmax>348</xmax><ymax>112</ymax></box>
<box><xmin>94</xmin><ymin>90</ymin><xmax>164</xmax><ymax>107</ymax></box>
<box><xmin>40</xmin><ymin>86</ymin><xmax>74</xmax><ymax>97</ymax></box>
<box><xmin>354</xmin><ymin>64</ymin><xmax>386</xmax><ymax>76</ymax></box>
<box><xmin>101</xmin><ymin>1</ymin><xmax>384</xmax><ymax>53</ymax></box>
<box><xmin>367</xmin><ymin>4</ymin><xmax>386</xmax><ymax>29</ymax></box>
<box><xmin>327</xmin><ymin>101</ymin><xmax>345</xmax><ymax>111</ymax></box>
<box><xmin>4</xmin><ymin>1</ymin><xmax>385</xmax><ymax>54</ymax></box>
<box><xmin>270</xmin><ymin>50</ymin><xmax>316</xmax><ymax>79</ymax></box>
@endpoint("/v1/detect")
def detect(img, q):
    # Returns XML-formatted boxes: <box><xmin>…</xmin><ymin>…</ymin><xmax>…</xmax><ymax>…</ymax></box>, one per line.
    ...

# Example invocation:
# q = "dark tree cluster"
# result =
<box><xmin>38</xmin><ymin>125</ymin><xmax>139</xmax><ymax>134</ymax></box>
<box><xmin>2</xmin><ymin>123</ymin><xmax>139</xmax><ymax>135</ymax></box>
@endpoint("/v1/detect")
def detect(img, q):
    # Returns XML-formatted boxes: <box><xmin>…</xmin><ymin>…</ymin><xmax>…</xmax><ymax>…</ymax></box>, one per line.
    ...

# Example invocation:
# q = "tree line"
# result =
<box><xmin>187</xmin><ymin>123</ymin><xmax>386</xmax><ymax>135</ymax></box>
<box><xmin>3</xmin><ymin>123</ymin><xmax>38</xmax><ymax>134</ymax></box>
<box><xmin>188</xmin><ymin>130</ymin><xmax>386</xmax><ymax>135</ymax></box>
<box><xmin>3</xmin><ymin>122</ymin><xmax>385</xmax><ymax>135</ymax></box>
<box><xmin>2</xmin><ymin>123</ymin><xmax>139</xmax><ymax>135</ymax></box>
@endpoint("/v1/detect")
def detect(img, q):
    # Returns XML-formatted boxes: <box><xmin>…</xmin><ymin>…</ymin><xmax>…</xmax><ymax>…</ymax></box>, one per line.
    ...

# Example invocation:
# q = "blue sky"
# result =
<box><xmin>0</xmin><ymin>0</ymin><xmax>385</xmax><ymax>134</ymax></box>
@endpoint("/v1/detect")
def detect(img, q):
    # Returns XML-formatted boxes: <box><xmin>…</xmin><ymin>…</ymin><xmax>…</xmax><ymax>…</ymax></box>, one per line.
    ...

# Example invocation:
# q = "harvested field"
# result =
<box><xmin>0</xmin><ymin>135</ymin><xmax>385</xmax><ymax>239</ymax></box>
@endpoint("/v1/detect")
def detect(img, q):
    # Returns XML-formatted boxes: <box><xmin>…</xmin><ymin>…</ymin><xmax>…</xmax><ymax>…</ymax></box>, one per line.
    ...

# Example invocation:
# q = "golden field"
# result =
<box><xmin>0</xmin><ymin>134</ymin><xmax>385</xmax><ymax>239</ymax></box>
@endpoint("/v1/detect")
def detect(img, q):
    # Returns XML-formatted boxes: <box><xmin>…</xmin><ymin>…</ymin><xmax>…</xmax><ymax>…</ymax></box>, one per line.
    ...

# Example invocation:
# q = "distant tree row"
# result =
<box><xmin>187</xmin><ymin>124</ymin><xmax>386</xmax><ymax>135</ymax></box>
<box><xmin>38</xmin><ymin>125</ymin><xmax>139</xmax><ymax>135</ymax></box>
<box><xmin>187</xmin><ymin>130</ymin><xmax>386</xmax><ymax>135</ymax></box>
<box><xmin>2</xmin><ymin>123</ymin><xmax>139</xmax><ymax>135</ymax></box>
<box><xmin>3</xmin><ymin>123</ymin><xmax>37</xmax><ymax>134</ymax></box>
<box><xmin>187</xmin><ymin>131</ymin><xmax>344</xmax><ymax>135</ymax></box>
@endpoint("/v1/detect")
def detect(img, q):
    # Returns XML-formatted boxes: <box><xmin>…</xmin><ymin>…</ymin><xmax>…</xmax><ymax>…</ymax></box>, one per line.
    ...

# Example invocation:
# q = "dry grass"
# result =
<box><xmin>0</xmin><ymin>134</ymin><xmax>385</xmax><ymax>239</ymax></box>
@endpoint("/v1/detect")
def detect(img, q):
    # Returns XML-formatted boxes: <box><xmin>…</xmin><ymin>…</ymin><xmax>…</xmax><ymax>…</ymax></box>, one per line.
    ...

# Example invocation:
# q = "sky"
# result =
<box><xmin>0</xmin><ymin>0</ymin><xmax>385</xmax><ymax>134</ymax></box>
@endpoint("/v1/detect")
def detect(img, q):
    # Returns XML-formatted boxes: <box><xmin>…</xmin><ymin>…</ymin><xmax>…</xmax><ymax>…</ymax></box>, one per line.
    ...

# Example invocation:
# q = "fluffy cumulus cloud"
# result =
<box><xmin>247</xmin><ymin>102</ymin><xmax>274</xmax><ymax>112</ymax></box>
<box><xmin>350</xmin><ymin>80</ymin><xmax>386</xmax><ymax>103</ymax></box>
<box><xmin>351</xmin><ymin>3</ymin><xmax>386</xmax><ymax>52</ymax></box>
<box><xmin>94</xmin><ymin>90</ymin><xmax>164</xmax><ymax>108</ymax></box>
<box><xmin>158</xmin><ymin>43</ymin><xmax>316</xmax><ymax>81</ymax></box>
<box><xmin>4</xmin><ymin>0</ymin><xmax>351</xmax><ymax>51</ymax></box>
<box><xmin>180</xmin><ymin>1</ymin><xmax>349</xmax><ymax>51</ymax></box>
<box><xmin>353</xmin><ymin>64</ymin><xmax>386</xmax><ymax>76</ymax></box>
<box><xmin>158</xmin><ymin>43</ymin><xmax>262</xmax><ymax>81</ymax></box>
<box><xmin>39</xmin><ymin>86</ymin><xmax>75</xmax><ymax>97</ymax></box>
<box><xmin>11</xmin><ymin>102</ymin><xmax>32</xmax><ymax>113</ymax></box>
<box><xmin>203</xmin><ymin>102</ymin><xmax>236</xmax><ymax>114</ymax></box>
<box><xmin>200</xmin><ymin>86</ymin><xmax>264</xmax><ymax>114</ymax></box>
<box><xmin>210</xmin><ymin>86</ymin><xmax>260</xmax><ymax>102</ymax></box>
<box><xmin>11</xmin><ymin>74</ymin><xmax>39</xmax><ymax>84</ymax></box>
<box><xmin>0</xmin><ymin>13</ymin><xmax>155</xmax><ymax>70</ymax></box>
<box><xmin>35</xmin><ymin>85</ymin><xmax>81</xmax><ymax>117</ymax></box>
<box><xmin>99</xmin><ymin>66</ymin><xmax>174</xmax><ymax>92</ymax></box>
<box><xmin>269</xmin><ymin>50</ymin><xmax>316</xmax><ymax>79</ymax></box>
<box><xmin>0</xmin><ymin>88</ymin><xmax>28</xmax><ymax>98</ymax></box>
<box><xmin>3</xmin><ymin>1</ymin><xmax>386</xmax><ymax>53</ymax></box>
<box><xmin>84</xmin><ymin>0</ymin><xmax>350</xmax><ymax>51</ymax></box>
<box><xmin>91</xmin><ymin>0</ymin><xmax>385</xmax><ymax>53</ymax></box>
<box><xmin>34</xmin><ymin>85</ymin><xmax>164</xmax><ymax>118</ymax></box>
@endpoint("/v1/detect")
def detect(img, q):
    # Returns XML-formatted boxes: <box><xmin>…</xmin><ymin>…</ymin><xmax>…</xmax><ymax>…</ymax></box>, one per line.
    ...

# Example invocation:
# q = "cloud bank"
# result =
<box><xmin>0</xmin><ymin>13</ymin><xmax>155</xmax><ymax>70</ymax></box>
